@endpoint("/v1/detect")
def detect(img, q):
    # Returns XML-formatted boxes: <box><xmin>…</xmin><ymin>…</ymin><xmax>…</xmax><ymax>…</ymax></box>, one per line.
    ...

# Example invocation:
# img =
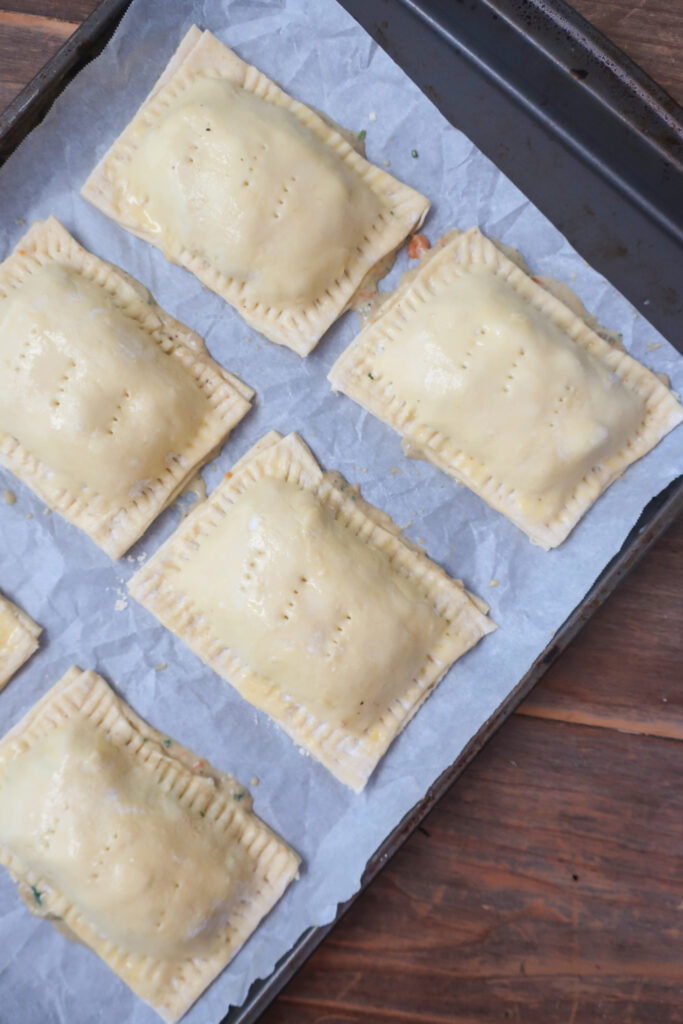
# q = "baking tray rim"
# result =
<box><xmin>0</xmin><ymin>3</ymin><xmax>680</xmax><ymax>1023</ymax></box>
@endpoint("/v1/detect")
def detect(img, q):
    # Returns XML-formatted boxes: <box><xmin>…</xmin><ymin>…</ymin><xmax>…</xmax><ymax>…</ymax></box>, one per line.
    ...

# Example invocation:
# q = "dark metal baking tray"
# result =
<box><xmin>0</xmin><ymin>2</ymin><xmax>681</xmax><ymax>1022</ymax></box>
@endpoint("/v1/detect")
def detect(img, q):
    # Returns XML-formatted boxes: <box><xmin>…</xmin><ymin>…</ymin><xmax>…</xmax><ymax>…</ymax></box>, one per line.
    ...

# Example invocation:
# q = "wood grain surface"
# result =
<box><xmin>1</xmin><ymin>3</ymin><xmax>682</xmax><ymax>1023</ymax></box>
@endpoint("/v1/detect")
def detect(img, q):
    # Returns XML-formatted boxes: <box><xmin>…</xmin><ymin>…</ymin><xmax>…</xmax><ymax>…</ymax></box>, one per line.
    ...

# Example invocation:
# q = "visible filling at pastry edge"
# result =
<box><xmin>120</xmin><ymin>77</ymin><xmax>383</xmax><ymax>307</ymax></box>
<box><xmin>0</xmin><ymin>262</ymin><xmax>209</xmax><ymax>504</ymax></box>
<box><xmin>0</xmin><ymin>718</ymin><xmax>252</xmax><ymax>959</ymax></box>
<box><xmin>173</xmin><ymin>476</ymin><xmax>444</xmax><ymax>734</ymax></box>
<box><xmin>367</xmin><ymin>267</ymin><xmax>645</xmax><ymax>521</ymax></box>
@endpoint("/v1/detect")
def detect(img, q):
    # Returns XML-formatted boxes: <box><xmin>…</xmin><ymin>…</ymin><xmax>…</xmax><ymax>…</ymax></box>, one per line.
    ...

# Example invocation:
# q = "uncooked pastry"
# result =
<box><xmin>0</xmin><ymin>217</ymin><xmax>253</xmax><ymax>558</ymax></box>
<box><xmin>82</xmin><ymin>27</ymin><xmax>430</xmax><ymax>355</ymax></box>
<box><xmin>329</xmin><ymin>227</ymin><xmax>683</xmax><ymax>547</ymax></box>
<box><xmin>129</xmin><ymin>431</ymin><xmax>494</xmax><ymax>791</ymax></box>
<box><xmin>0</xmin><ymin>666</ymin><xmax>299</xmax><ymax>1022</ymax></box>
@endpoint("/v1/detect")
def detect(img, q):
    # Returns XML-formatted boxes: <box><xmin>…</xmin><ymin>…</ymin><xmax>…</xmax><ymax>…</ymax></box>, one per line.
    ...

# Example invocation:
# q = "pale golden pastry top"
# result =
<box><xmin>0</xmin><ymin>261</ymin><xmax>208</xmax><ymax>505</ymax></box>
<box><xmin>175</xmin><ymin>476</ymin><xmax>444</xmax><ymax>736</ymax></box>
<box><xmin>369</xmin><ymin>266</ymin><xmax>643</xmax><ymax>525</ymax></box>
<box><xmin>82</xmin><ymin>27</ymin><xmax>429</xmax><ymax>355</ymax></box>
<box><xmin>329</xmin><ymin>228</ymin><xmax>683</xmax><ymax>548</ymax></box>
<box><xmin>0</xmin><ymin>718</ymin><xmax>252</xmax><ymax>959</ymax></box>
<box><xmin>123</xmin><ymin>77</ymin><xmax>384</xmax><ymax>309</ymax></box>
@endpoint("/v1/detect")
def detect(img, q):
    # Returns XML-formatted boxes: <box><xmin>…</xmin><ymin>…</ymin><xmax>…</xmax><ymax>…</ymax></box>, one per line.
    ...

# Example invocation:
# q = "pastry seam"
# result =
<box><xmin>129</xmin><ymin>432</ymin><xmax>494</xmax><ymax>791</ymax></box>
<box><xmin>0</xmin><ymin>217</ymin><xmax>253</xmax><ymax>559</ymax></box>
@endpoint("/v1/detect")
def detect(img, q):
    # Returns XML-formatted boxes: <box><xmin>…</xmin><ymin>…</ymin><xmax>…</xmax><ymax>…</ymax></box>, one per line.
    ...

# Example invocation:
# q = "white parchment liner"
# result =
<box><xmin>0</xmin><ymin>1</ymin><xmax>681</xmax><ymax>1021</ymax></box>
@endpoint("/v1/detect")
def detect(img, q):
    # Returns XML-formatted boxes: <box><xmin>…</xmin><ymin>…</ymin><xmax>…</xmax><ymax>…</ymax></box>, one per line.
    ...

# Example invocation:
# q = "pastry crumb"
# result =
<box><xmin>2</xmin><ymin>489</ymin><xmax>16</xmax><ymax>505</ymax></box>
<box><xmin>647</xmin><ymin>341</ymin><xmax>662</xmax><ymax>352</ymax></box>
<box><xmin>389</xmin><ymin>466</ymin><xmax>402</xmax><ymax>475</ymax></box>
<box><xmin>383</xmin><ymin>160</ymin><xmax>391</xmax><ymax>167</ymax></box>
<box><xmin>250</xmin><ymin>776</ymin><xmax>260</xmax><ymax>787</ymax></box>
<box><xmin>154</xmin><ymin>662</ymin><xmax>168</xmax><ymax>672</ymax></box>
<box><xmin>489</xmin><ymin>578</ymin><xmax>500</xmax><ymax>588</ymax></box>
<box><xmin>42</xmin><ymin>507</ymin><xmax>51</xmax><ymax>516</ymax></box>
<box><xmin>369</xmin><ymin>112</ymin><xmax>377</xmax><ymax>121</ymax></box>
<box><xmin>25</xmin><ymin>512</ymin><xmax>33</xmax><ymax>520</ymax></box>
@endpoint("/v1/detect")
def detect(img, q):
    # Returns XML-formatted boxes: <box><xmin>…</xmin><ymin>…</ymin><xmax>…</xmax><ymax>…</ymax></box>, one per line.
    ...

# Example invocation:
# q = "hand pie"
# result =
<box><xmin>81</xmin><ymin>26</ymin><xmax>429</xmax><ymax>356</ymax></box>
<box><xmin>0</xmin><ymin>591</ymin><xmax>40</xmax><ymax>690</ymax></box>
<box><xmin>0</xmin><ymin>667</ymin><xmax>299</xmax><ymax>1022</ymax></box>
<box><xmin>129</xmin><ymin>431</ymin><xmax>494</xmax><ymax>791</ymax></box>
<box><xmin>0</xmin><ymin>218</ymin><xmax>253</xmax><ymax>558</ymax></box>
<box><xmin>329</xmin><ymin>228</ymin><xmax>683</xmax><ymax>548</ymax></box>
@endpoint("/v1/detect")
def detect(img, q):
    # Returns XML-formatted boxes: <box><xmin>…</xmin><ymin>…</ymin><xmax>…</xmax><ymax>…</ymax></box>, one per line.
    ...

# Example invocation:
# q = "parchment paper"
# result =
<box><xmin>0</xmin><ymin>1</ymin><xmax>681</xmax><ymax>1021</ymax></box>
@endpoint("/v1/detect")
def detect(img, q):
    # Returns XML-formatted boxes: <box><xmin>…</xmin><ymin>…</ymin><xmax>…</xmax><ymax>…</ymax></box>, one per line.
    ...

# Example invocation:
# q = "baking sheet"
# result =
<box><xmin>0</xmin><ymin>0</ymin><xmax>682</xmax><ymax>1021</ymax></box>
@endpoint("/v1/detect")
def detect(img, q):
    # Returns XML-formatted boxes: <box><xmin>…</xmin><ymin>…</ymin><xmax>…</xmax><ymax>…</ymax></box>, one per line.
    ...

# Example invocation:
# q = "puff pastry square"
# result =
<box><xmin>129</xmin><ymin>431</ymin><xmax>494</xmax><ymax>791</ymax></box>
<box><xmin>0</xmin><ymin>667</ymin><xmax>299</xmax><ymax>1022</ymax></box>
<box><xmin>81</xmin><ymin>27</ymin><xmax>429</xmax><ymax>356</ymax></box>
<box><xmin>0</xmin><ymin>591</ymin><xmax>40</xmax><ymax>690</ymax></box>
<box><xmin>329</xmin><ymin>228</ymin><xmax>683</xmax><ymax>548</ymax></box>
<box><xmin>0</xmin><ymin>218</ymin><xmax>253</xmax><ymax>559</ymax></box>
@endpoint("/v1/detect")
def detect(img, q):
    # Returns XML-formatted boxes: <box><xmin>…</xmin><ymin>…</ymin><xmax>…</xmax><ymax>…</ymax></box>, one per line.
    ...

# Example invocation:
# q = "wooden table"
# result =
<box><xmin>2</xmin><ymin>3</ymin><xmax>682</xmax><ymax>1021</ymax></box>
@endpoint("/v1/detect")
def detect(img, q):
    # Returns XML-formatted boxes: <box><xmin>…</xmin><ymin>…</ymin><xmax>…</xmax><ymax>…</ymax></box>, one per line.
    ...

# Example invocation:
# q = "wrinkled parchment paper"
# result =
<box><xmin>0</xmin><ymin>1</ymin><xmax>681</xmax><ymax>1021</ymax></box>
